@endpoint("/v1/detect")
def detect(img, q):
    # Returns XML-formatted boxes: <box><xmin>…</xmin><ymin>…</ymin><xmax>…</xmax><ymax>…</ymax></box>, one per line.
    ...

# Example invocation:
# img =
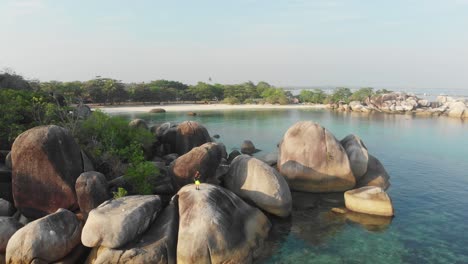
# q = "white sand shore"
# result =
<box><xmin>96</xmin><ymin>103</ymin><xmax>328</xmax><ymax>114</ymax></box>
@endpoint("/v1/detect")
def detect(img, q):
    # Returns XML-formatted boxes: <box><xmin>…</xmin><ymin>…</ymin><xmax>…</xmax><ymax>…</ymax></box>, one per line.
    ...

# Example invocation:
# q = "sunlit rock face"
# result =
<box><xmin>278</xmin><ymin>121</ymin><xmax>355</xmax><ymax>193</ymax></box>
<box><xmin>176</xmin><ymin>184</ymin><xmax>271</xmax><ymax>264</ymax></box>
<box><xmin>344</xmin><ymin>186</ymin><xmax>394</xmax><ymax>216</ymax></box>
<box><xmin>11</xmin><ymin>125</ymin><xmax>83</xmax><ymax>219</ymax></box>
<box><xmin>225</xmin><ymin>155</ymin><xmax>292</xmax><ymax>217</ymax></box>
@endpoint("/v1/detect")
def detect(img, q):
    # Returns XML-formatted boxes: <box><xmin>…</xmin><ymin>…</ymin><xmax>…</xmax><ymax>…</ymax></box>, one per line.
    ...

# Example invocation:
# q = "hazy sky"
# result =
<box><xmin>1</xmin><ymin>0</ymin><xmax>467</xmax><ymax>89</ymax></box>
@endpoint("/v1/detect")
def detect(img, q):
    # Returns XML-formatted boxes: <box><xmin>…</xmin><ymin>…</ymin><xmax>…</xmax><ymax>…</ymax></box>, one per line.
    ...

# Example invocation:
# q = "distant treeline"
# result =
<box><xmin>0</xmin><ymin>71</ymin><xmax>392</xmax><ymax>106</ymax></box>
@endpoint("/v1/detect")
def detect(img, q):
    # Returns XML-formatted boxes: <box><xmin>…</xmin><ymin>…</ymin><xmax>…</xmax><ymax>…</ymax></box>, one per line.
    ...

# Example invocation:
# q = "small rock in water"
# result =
<box><xmin>331</xmin><ymin>207</ymin><xmax>348</xmax><ymax>214</ymax></box>
<box><xmin>240</xmin><ymin>140</ymin><xmax>257</xmax><ymax>155</ymax></box>
<box><xmin>344</xmin><ymin>186</ymin><xmax>394</xmax><ymax>216</ymax></box>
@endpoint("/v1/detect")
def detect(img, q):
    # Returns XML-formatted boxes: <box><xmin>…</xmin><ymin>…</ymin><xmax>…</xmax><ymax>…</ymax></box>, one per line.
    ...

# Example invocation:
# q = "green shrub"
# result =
<box><xmin>326</xmin><ymin>87</ymin><xmax>352</xmax><ymax>104</ymax></box>
<box><xmin>243</xmin><ymin>98</ymin><xmax>255</xmax><ymax>104</ymax></box>
<box><xmin>375</xmin><ymin>89</ymin><xmax>393</xmax><ymax>95</ymax></box>
<box><xmin>299</xmin><ymin>89</ymin><xmax>327</xmax><ymax>104</ymax></box>
<box><xmin>123</xmin><ymin>142</ymin><xmax>158</xmax><ymax>195</ymax></box>
<box><xmin>350</xmin><ymin>88</ymin><xmax>375</xmax><ymax>102</ymax></box>
<box><xmin>113</xmin><ymin>187</ymin><xmax>128</xmax><ymax>199</ymax></box>
<box><xmin>223</xmin><ymin>97</ymin><xmax>240</xmax><ymax>104</ymax></box>
<box><xmin>0</xmin><ymin>89</ymin><xmax>64</xmax><ymax>148</ymax></box>
<box><xmin>76</xmin><ymin>110</ymin><xmax>155</xmax><ymax>180</ymax></box>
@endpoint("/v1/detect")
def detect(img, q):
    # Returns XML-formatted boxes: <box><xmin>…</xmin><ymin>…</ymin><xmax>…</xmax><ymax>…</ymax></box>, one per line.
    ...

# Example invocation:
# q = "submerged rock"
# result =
<box><xmin>225</xmin><ymin>155</ymin><xmax>292</xmax><ymax>217</ymax></box>
<box><xmin>340</xmin><ymin>134</ymin><xmax>369</xmax><ymax>180</ymax></box>
<box><xmin>291</xmin><ymin>191</ymin><xmax>320</xmax><ymax>210</ymax></box>
<box><xmin>86</xmin><ymin>197</ymin><xmax>179</xmax><ymax>264</ymax></box>
<box><xmin>11</xmin><ymin>125</ymin><xmax>83</xmax><ymax>219</ymax></box>
<box><xmin>175</xmin><ymin>121</ymin><xmax>211</xmax><ymax>155</ymax></box>
<box><xmin>82</xmin><ymin>195</ymin><xmax>162</xmax><ymax>249</ymax></box>
<box><xmin>344</xmin><ymin>186</ymin><xmax>394</xmax><ymax>216</ymax></box>
<box><xmin>177</xmin><ymin>184</ymin><xmax>271</xmax><ymax>264</ymax></box>
<box><xmin>6</xmin><ymin>209</ymin><xmax>82</xmax><ymax>263</ymax></box>
<box><xmin>278</xmin><ymin>121</ymin><xmax>355</xmax><ymax>193</ymax></box>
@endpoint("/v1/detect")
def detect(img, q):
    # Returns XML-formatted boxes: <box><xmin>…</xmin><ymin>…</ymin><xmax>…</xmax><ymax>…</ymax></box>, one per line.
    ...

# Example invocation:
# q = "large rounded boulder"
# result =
<box><xmin>128</xmin><ymin>119</ymin><xmax>149</xmax><ymax>130</ymax></box>
<box><xmin>11</xmin><ymin>125</ymin><xmax>83</xmax><ymax>218</ymax></box>
<box><xmin>278</xmin><ymin>121</ymin><xmax>355</xmax><ymax>193</ymax></box>
<box><xmin>82</xmin><ymin>195</ymin><xmax>162</xmax><ymax>249</ymax></box>
<box><xmin>169</xmin><ymin>142</ymin><xmax>223</xmax><ymax>189</ymax></box>
<box><xmin>75</xmin><ymin>171</ymin><xmax>110</xmax><ymax>217</ymax></box>
<box><xmin>447</xmin><ymin>102</ymin><xmax>466</xmax><ymax>118</ymax></box>
<box><xmin>85</xmin><ymin>196</ymin><xmax>179</xmax><ymax>264</ymax></box>
<box><xmin>357</xmin><ymin>155</ymin><xmax>390</xmax><ymax>190</ymax></box>
<box><xmin>225</xmin><ymin>155</ymin><xmax>292</xmax><ymax>217</ymax></box>
<box><xmin>175</xmin><ymin>121</ymin><xmax>211</xmax><ymax>155</ymax></box>
<box><xmin>6</xmin><ymin>208</ymin><xmax>82</xmax><ymax>263</ymax></box>
<box><xmin>340</xmin><ymin>134</ymin><xmax>369</xmax><ymax>180</ymax></box>
<box><xmin>155</xmin><ymin>122</ymin><xmax>178</xmax><ymax>155</ymax></box>
<box><xmin>344</xmin><ymin>186</ymin><xmax>394</xmax><ymax>216</ymax></box>
<box><xmin>177</xmin><ymin>184</ymin><xmax>271</xmax><ymax>264</ymax></box>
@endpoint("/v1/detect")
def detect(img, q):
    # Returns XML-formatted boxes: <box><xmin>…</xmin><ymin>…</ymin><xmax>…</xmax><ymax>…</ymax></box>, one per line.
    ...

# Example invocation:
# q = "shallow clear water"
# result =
<box><xmin>113</xmin><ymin>109</ymin><xmax>468</xmax><ymax>264</ymax></box>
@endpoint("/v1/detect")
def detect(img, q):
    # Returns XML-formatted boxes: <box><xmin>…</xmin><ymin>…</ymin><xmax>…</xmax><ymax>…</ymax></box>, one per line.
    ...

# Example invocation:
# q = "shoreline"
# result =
<box><xmin>95</xmin><ymin>103</ymin><xmax>329</xmax><ymax>114</ymax></box>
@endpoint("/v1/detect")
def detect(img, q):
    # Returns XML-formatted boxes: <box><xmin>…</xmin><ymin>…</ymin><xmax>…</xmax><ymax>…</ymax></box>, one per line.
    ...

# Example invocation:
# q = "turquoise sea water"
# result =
<box><xmin>113</xmin><ymin>109</ymin><xmax>468</xmax><ymax>264</ymax></box>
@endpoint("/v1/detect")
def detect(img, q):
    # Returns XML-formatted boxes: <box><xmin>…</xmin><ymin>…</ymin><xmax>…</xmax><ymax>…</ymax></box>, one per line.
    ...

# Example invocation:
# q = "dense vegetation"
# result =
<box><xmin>0</xmin><ymin>70</ymin><xmax>396</xmax><ymax>195</ymax></box>
<box><xmin>0</xmin><ymin>70</ymin><xmax>392</xmax><ymax>148</ymax></box>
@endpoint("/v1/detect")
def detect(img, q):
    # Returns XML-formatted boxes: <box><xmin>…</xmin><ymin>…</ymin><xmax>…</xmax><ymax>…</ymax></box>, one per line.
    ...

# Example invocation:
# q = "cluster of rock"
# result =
<box><xmin>332</xmin><ymin>92</ymin><xmax>468</xmax><ymax>119</ymax></box>
<box><xmin>0</xmin><ymin>117</ymin><xmax>394</xmax><ymax>263</ymax></box>
<box><xmin>277</xmin><ymin>121</ymin><xmax>393</xmax><ymax>216</ymax></box>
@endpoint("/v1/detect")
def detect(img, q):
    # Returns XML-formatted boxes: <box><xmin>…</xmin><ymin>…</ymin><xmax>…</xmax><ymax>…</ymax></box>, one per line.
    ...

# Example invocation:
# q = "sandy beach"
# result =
<box><xmin>96</xmin><ymin>103</ymin><xmax>328</xmax><ymax>114</ymax></box>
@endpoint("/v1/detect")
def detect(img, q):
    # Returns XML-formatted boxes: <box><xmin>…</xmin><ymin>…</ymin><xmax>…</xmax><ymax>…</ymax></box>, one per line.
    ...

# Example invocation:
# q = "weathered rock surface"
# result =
<box><xmin>257</xmin><ymin>151</ymin><xmax>279</xmax><ymax>166</ymax></box>
<box><xmin>340</xmin><ymin>134</ymin><xmax>369</xmax><ymax>180</ymax></box>
<box><xmin>128</xmin><ymin>119</ymin><xmax>148</xmax><ymax>130</ymax></box>
<box><xmin>0</xmin><ymin>217</ymin><xmax>22</xmax><ymax>253</ymax></box>
<box><xmin>54</xmin><ymin>244</ymin><xmax>90</xmax><ymax>264</ymax></box>
<box><xmin>11</xmin><ymin>125</ymin><xmax>83</xmax><ymax>219</ymax></box>
<box><xmin>6</xmin><ymin>209</ymin><xmax>82</xmax><ymax>263</ymax></box>
<box><xmin>344</xmin><ymin>186</ymin><xmax>394</xmax><ymax>216</ymax></box>
<box><xmin>349</xmin><ymin>101</ymin><xmax>364</xmax><ymax>111</ymax></box>
<box><xmin>357</xmin><ymin>155</ymin><xmax>390</xmax><ymax>190</ymax></box>
<box><xmin>177</xmin><ymin>184</ymin><xmax>271</xmax><ymax>264</ymax></box>
<box><xmin>278</xmin><ymin>121</ymin><xmax>355</xmax><ymax>193</ymax></box>
<box><xmin>81</xmin><ymin>150</ymin><xmax>94</xmax><ymax>172</ymax></box>
<box><xmin>175</xmin><ymin>121</ymin><xmax>211</xmax><ymax>155</ymax></box>
<box><xmin>75</xmin><ymin>171</ymin><xmax>110</xmax><ymax>217</ymax></box>
<box><xmin>155</xmin><ymin>122</ymin><xmax>178</xmax><ymax>155</ymax></box>
<box><xmin>170</xmin><ymin>142</ymin><xmax>222</xmax><ymax>189</ymax></box>
<box><xmin>241</xmin><ymin>140</ymin><xmax>257</xmax><ymax>155</ymax></box>
<box><xmin>82</xmin><ymin>195</ymin><xmax>162</xmax><ymax>249</ymax></box>
<box><xmin>0</xmin><ymin>199</ymin><xmax>14</xmax><ymax>217</ymax></box>
<box><xmin>447</xmin><ymin>102</ymin><xmax>466</xmax><ymax>118</ymax></box>
<box><xmin>227</xmin><ymin>150</ymin><xmax>241</xmax><ymax>164</ymax></box>
<box><xmin>4</xmin><ymin>153</ymin><xmax>11</xmax><ymax>170</ymax></box>
<box><xmin>74</xmin><ymin>104</ymin><xmax>92</xmax><ymax>119</ymax></box>
<box><xmin>225</xmin><ymin>155</ymin><xmax>292</xmax><ymax>217</ymax></box>
<box><xmin>85</xmin><ymin>197</ymin><xmax>179</xmax><ymax>264</ymax></box>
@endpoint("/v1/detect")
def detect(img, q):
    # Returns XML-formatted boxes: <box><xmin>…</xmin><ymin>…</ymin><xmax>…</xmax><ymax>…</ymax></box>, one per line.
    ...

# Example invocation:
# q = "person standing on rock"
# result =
<box><xmin>194</xmin><ymin>171</ymin><xmax>201</xmax><ymax>190</ymax></box>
